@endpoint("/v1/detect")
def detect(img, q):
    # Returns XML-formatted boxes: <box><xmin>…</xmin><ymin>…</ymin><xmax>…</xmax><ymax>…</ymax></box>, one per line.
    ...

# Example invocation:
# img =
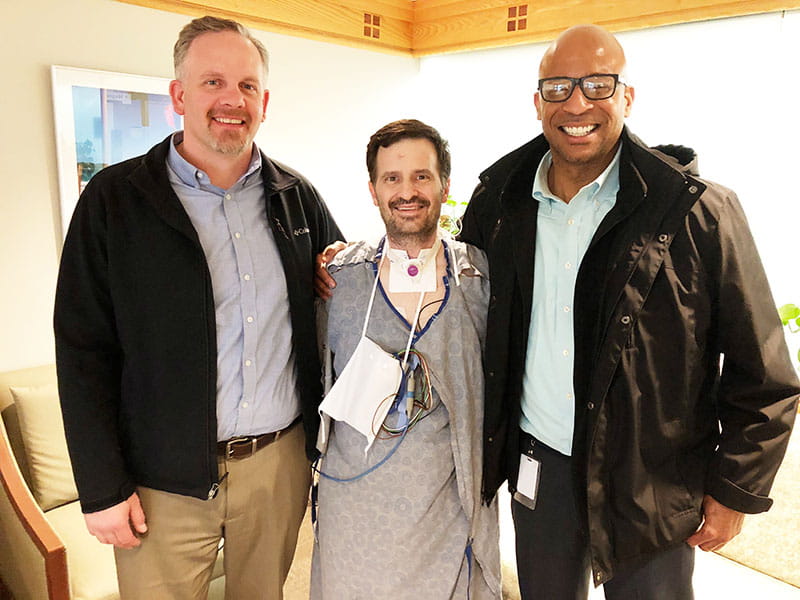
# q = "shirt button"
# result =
<box><xmin>242</xmin><ymin>402</ymin><xmax>249</xmax><ymax>408</ymax></box>
<box><xmin>246</xmin><ymin>316</ymin><xmax>254</xmax><ymax>323</ymax></box>
<box><xmin>587</xmin><ymin>402</ymin><xmax>595</xmax><ymax>410</ymax></box>
<box><xmin>234</xmin><ymin>232</ymin><xmax>241</xmax><ymax>239</ymax></box>
<box><xmin>562</xmin><ymin>349</ymin><xmax>569</xmax><ymax>357</ymax></box>
<box><xmin>243</xmin><ymin>274</ymin><xmax>251</xmax><ymax>281</ymax></box>
<box><xmin>621</xmin><ymin>315</ymin><xmax>631</xmax><ymax>325</ymax></box>
<box><xmin>563</xmin><ymin>305</ymin><xmax>570</xmax><ymax>313</ymax></box>
<box><xmin>567</xmin><ymin>218</ymin><xmax>575</xmax><ymax>225</ymax></box>
<box><xmin>225</xmin><ymin>193</ymin><xmax>232</xmax><ymax>200</ymax></box>
<box><xmin>244</xmin><ymin>359</ymin><xmax>252</xmax><ymax>367</ymax></box>
<box><xmin>564</xmin><ymin>262</ymin><xmax>572</xmax><ymax>269</ymax></box>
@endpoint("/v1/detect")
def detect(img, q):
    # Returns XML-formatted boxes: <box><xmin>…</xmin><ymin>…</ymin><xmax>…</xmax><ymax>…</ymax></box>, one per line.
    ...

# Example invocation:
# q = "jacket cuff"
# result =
<box><xmin>79</xmin><ymin>480</ymin><xmax>137</xmax><ymax>514</ymax></box>
<box><xmin>706</xmin><ymin>475</ymin><xmax>773</xmax><ymax>514</ymax></box>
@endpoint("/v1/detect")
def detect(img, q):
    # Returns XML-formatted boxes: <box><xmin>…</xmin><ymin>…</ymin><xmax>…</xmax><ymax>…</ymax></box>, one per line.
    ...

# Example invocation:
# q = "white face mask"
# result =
<box><xmin>317</xmin><ymin>334</ymin><xmax>402</xmax><ymax>454</ymax></box>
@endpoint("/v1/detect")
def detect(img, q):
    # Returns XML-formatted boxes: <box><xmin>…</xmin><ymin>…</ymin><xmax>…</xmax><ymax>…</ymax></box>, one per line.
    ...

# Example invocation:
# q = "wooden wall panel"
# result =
<box><xmin>412</xmin><ymin>0</ymin><xmax>800</xmax><ymax>55</ymax></box>
<box><xmin>117</xmin><ymin>0</ymin><xmax>414</xmax><ymax>55</ymax></box>
<box><xmin>117</xmin><ymin>0</ymin><xmax>800</xmax><ymax>56</ymax></box>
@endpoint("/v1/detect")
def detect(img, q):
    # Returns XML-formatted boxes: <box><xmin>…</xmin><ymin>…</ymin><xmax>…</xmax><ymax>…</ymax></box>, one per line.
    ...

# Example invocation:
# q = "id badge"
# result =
<box><xmin>513</xmin><ymin>453</ymin><xmax>541</xmax><ymax>511</ymax></box>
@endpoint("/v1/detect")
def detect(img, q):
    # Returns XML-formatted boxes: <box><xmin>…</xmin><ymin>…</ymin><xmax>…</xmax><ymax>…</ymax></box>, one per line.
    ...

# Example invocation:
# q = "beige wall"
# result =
<box><xmin>1</xmin><ymin>0</ymin><xmax>186</xmax><ymax>370</ymax></box>
<box><xmin>0</xmin><ymin>0</ymin><xmax>418</xmax><ymax>371</ymax></box>
<box><xmin>5</xmin><ymin>1</ymin><xmax>797</xmax><ymax>372</ymax></box>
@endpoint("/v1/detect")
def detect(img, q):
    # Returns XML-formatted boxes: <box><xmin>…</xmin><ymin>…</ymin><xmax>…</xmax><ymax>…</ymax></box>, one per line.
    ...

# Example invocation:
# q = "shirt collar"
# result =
<box><xmin>532</xmin><ymin>145</ymin><xmax>622</xmax><ymax>206</ymax></box>
<box><xmin>166</xmin><ymin>131</ymin><xmax>262</xmax><ymax>191</ymax></box>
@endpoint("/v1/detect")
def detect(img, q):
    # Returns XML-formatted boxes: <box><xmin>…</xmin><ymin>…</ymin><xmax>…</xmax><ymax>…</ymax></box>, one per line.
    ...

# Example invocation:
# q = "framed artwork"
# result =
<box><xmin>51</xmin><ymin>65</ymin><xmax>182</xmax><ymax>238</ymax></box>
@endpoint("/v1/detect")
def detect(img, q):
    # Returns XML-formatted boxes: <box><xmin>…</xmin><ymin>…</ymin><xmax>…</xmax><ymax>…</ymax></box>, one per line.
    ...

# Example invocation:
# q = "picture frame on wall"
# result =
<box><xmin>51</xmin><ymin>65</ymin><xmax>182</xmax><ymax>238</ymax></box>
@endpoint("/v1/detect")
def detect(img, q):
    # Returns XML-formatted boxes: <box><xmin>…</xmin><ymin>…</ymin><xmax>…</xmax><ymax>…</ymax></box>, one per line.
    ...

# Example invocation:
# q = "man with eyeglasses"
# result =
<box><xmin>460</xmin><ymin>24</ymin><xmax>799</xmax><ymax>599</ymax></box>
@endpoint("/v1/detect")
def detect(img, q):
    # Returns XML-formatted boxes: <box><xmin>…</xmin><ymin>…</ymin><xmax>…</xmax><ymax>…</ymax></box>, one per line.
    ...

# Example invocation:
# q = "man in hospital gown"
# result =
<box><xmin>312</xmin><ymin>119</ymin><xmax>500</xmax><ymax>599</ymax></box>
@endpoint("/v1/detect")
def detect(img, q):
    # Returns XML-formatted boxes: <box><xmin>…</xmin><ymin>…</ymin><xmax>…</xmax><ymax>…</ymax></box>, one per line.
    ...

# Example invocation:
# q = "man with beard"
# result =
<box><xmin>54</xmin><ymin>15</ymin><xmax>341</xmax><ymax>599</ymax></box>
<box><xmin>315</xmin><ymin>24</ymin><xmax>799</xmax><ymax>600</ymax></box>
<box><xmin>311</xmin><ymin>120</ymin><xmax>500</xmax><ymax>599</ymax></box>
<box><xmin>460</xmin><ymin>24</ymin><xmax>799</xmax><ymax>598</ymax></box>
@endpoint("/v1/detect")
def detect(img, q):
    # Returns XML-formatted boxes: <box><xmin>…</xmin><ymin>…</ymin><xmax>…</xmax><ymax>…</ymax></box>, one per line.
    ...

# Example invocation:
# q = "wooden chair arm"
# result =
<box><xmin>0</xmin><ymin>418</ymin><xmax>69</xmax><ymax>600</ymax></box>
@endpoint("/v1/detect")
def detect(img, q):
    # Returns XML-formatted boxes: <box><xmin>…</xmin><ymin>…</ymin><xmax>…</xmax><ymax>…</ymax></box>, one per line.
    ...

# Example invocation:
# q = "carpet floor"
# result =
<box><xmin>283</xmin><ymin>427</ymin><xmax>800</xmax><ymax>598</ymax></box>
<box><xmin>717</xmin><ymin>427</ymin><xmax>800</xmax><ymax>588</ymax></box>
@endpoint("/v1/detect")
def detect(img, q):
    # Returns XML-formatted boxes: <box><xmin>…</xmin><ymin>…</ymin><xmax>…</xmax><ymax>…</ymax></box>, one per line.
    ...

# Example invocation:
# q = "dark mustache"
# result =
<box><xmin>389</xmin><ymin>196</ymin><xmax>430</xmax><ymax>209</ymax></box>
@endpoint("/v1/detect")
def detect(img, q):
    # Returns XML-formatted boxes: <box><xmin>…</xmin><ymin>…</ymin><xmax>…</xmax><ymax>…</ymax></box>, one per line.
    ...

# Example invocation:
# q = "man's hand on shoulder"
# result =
<box><xmin>314</xmin><ymin>241</ymin><xmax>347</xmax><ymax>300</ymax></box>
<box><xmin>84</xmin><ymin>492</ymin><xmax>148</xmax><ymax>549</ymax></box>
<box><xmin>686</xmin><ymin>494</ymin><xmax>744</xmax><ymax>552</ymax></box>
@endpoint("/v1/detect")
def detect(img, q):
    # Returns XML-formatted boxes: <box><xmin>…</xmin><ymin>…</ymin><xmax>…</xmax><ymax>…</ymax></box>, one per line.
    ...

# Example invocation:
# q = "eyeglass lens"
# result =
<box><xmin>540</xmin><ymin>75</ymin><xmax>618</xmax><ymax>102</ymax></box>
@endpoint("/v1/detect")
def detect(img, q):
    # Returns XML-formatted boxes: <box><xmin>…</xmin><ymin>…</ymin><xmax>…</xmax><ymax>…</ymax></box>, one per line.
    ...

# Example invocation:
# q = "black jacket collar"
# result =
<box><xmin>125</xmin><ymin>135</ymin><xmax>301</xmax><ymax>242</ymax></box>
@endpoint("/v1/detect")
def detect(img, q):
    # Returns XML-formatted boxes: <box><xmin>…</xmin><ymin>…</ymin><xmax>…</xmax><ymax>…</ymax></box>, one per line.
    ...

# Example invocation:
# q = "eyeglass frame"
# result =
<box><xmin>537</xmin><ymin>73</ymin><xmax>627</xmax><ymax>103</ymax></box>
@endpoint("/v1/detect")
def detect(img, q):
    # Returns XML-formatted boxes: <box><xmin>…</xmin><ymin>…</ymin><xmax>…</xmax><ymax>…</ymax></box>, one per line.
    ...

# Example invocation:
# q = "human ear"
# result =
<box><xmin>623</xmin><ymin>85</ymin><xmax>635</xmax><ymax>118</ymax></box>
<box><xmin>169</xmin><ymin>79</ymin><xmax>186</xmax><ymax>116</ymax></box>
<box><xmin>260</xmin><ymin>89</ymin><xmax>270</xmax><ymax>122</ymax></box>
<box><xmin>368</xmin><ymin>181</ymin><xmax>378</xmax><ymax>207</ymax></box>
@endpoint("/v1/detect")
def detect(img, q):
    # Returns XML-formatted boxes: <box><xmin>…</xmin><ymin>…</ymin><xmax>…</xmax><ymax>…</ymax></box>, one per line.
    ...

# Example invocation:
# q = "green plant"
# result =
<box><xmin>438</xmin><ymin>195</ymin><xmax>470</xmax><ymax>237</ymax></box>
<box><xmin>778</xmin><ymin>303</ymin><xmax>800</xmax><ymax>364</ymax></box>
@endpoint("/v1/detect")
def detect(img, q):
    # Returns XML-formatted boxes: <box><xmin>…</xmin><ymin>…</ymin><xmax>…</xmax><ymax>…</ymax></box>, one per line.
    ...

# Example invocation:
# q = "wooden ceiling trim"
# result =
<box><xmin>411</xmin><ymin>0</ymin><xmax>800</xmax><ymax>55</ymax></box>
<box><xmin>117</xmin><ymin>0</ymin><xmax>800</xmax><ymax>57</ymax></box>
<box><xmin>414</xmin><ymin>0</ymin><xmax>526</xmax><ymax>22</ymax></box>
<box><xmin>117</xmin><ymin>0</ymin><xmax>414</xmax><ymax>55</ymax></box>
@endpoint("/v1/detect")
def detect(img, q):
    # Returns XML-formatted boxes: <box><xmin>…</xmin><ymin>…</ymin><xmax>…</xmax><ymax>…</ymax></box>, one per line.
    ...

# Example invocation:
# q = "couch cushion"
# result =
<box><xmin>10</xmin><ymin>383</ymin><xmax>79</xmax><ymax>511</ymax></box>
<box><xmin>47</xmin><ymin>501</ymin><xmax>119</xmax><ymax>600</ymax></box>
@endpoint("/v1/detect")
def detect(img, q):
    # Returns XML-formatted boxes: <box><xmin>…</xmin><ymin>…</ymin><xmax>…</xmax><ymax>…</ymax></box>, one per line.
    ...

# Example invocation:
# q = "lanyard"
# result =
<box><xmin>364</xmin><ymin>237</ymin><xmax>440</xmax><ymax>370</ymax></box>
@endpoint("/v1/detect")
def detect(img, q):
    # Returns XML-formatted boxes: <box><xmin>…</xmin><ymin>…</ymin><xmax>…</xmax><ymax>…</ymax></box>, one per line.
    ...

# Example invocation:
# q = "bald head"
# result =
<box><xmin>540</xmin><ymin>25</ymin><xmax>627</xmax><ymax>79</ymax></box>
<box><xmin>533</xmin><ymin>24</ymin><xmax>634</xmax><ymax>196</ymax></box>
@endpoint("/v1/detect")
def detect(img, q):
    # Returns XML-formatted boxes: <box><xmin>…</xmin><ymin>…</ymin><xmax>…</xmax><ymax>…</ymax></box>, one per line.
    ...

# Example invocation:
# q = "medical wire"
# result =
<box><xmin>376</xmin><ymin>349</ymin><xmax>437</xmax><ymax>438</ymax></box>
<box><xmin>315</xmin><ymin>238</ymin><xmax>442</xmax><ymax>480</ymax></box>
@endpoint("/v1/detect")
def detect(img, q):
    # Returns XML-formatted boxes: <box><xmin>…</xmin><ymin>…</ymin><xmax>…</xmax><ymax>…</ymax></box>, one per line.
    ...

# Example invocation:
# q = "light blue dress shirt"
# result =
<box><xmin>520</xmin><ymin>148</ymin><xmax>621</xmax><ymax>456</ymax></box>
<box><xmin>166</xmin><ymin>132</ymin><xmax>300</xmax><ymax>441</ymax></box>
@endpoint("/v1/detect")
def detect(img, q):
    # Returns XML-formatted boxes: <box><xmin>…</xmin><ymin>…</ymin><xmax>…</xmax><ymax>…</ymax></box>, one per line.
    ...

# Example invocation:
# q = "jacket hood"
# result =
<box><xmin>651</xmin><ymin>144</ymin><xmax>700</xmax><ymax>176</ymax></box>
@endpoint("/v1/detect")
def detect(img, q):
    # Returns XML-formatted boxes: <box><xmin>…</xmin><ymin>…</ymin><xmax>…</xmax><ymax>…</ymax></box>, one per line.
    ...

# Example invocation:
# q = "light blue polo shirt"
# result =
<box><xmin>520</xmin><ymin>147</ymin><xmax>621</xmax><ymax>456</ymax></box>
<box><xmin>166</xmin><ymin>132</ymin><xmax>300</xmax><ymax>441</ymax></box>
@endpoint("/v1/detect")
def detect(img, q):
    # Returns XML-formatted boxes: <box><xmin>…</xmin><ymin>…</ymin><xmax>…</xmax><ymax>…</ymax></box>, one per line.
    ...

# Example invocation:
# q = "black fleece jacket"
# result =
<box><xmin>55</xmin><ymin>136</ymin><xmax>342</xmax><ymax>512</ymax></box>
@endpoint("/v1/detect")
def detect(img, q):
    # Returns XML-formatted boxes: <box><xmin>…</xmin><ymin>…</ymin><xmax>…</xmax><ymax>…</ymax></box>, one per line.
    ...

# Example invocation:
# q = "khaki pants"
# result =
<box><xmin>115</xmin><ymin>423</ymin><xmax>311</xmax><ymax>600</ymax></box>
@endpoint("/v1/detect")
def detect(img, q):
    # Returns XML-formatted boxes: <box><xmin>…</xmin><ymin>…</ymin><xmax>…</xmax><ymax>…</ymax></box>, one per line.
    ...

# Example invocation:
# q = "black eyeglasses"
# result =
<box><xmin>538</xmin><ymin>73</ymin><xmax>626</xmax><ymax>103</ymax></box>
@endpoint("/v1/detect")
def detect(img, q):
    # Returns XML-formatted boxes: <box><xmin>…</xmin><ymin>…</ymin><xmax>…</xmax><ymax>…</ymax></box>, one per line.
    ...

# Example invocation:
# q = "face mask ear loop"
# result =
<box><xmin>400</xmin><ymin>236</ymin><xmax>441</xmax><ymax>370</ymax></box>
<box><xmin>361</xmin><ymin>245</ymin><xmax>415</xmax><ymax>371</ymax></box>
<box><xmin>361</xmin><ymin>248</ymin><xmax>387</xmax><ymax>339</ymax></box>
<box><xmin>401</xmin><ymin>290</ymin><xmax>425</xmax><ymax>371</ymax></box>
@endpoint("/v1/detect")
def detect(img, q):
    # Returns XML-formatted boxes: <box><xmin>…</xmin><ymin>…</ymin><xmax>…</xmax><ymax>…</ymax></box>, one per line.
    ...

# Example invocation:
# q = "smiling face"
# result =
<box><xmin>169</xmin><ymin>30</ymin><xmax>268</xmax><ymax>164</ymax></box>
<box><xmin>534</xmin><ymin>25</ymin><xmax>634</xmax><ymax>179</ymax></box>
<box><xmin>369</xmin><ymin>137</ymin><xmax>449</xmax><ymax>253</ymax></box>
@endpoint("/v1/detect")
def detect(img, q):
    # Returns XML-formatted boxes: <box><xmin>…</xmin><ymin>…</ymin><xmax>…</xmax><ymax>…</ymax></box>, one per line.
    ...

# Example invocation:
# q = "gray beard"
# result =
<box><xmin>211</xmin><ymin>139</ymin><xmax>249</xmax><ymax>156</ymax></box>
<box><xmin>385</xmin><ymin>221</ymin><xmax>439</xmax><ymax>248</ymax></box>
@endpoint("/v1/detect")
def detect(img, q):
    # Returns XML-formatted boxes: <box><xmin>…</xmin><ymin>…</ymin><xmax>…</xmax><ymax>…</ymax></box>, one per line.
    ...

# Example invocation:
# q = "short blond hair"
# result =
<box><xmin>174</xmin><ymin>15</ymin><xmax>268</xmax><ymax>79</ymax></box>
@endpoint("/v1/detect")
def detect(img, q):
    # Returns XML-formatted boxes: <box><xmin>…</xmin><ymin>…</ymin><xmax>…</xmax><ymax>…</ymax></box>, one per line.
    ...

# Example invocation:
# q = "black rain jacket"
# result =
<box><xmin>460</xmin><ymin>127</ymin><xmax>799</xmax><ymax>584</ymax></box>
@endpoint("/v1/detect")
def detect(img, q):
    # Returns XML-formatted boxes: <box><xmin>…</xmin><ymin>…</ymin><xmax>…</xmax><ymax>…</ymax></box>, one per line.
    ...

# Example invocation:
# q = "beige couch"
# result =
<box><xmin>0</xmin><ymin>365</ymin><xmax>224</xmax><ymax>600</ymax></box>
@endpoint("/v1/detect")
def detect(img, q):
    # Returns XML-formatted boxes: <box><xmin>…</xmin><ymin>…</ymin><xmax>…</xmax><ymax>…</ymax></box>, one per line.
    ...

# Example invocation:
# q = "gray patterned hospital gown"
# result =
<box><xmin>311</xmin><ymin>239</ymin><xmax>501</xmax><ymax>600</ymax></box>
